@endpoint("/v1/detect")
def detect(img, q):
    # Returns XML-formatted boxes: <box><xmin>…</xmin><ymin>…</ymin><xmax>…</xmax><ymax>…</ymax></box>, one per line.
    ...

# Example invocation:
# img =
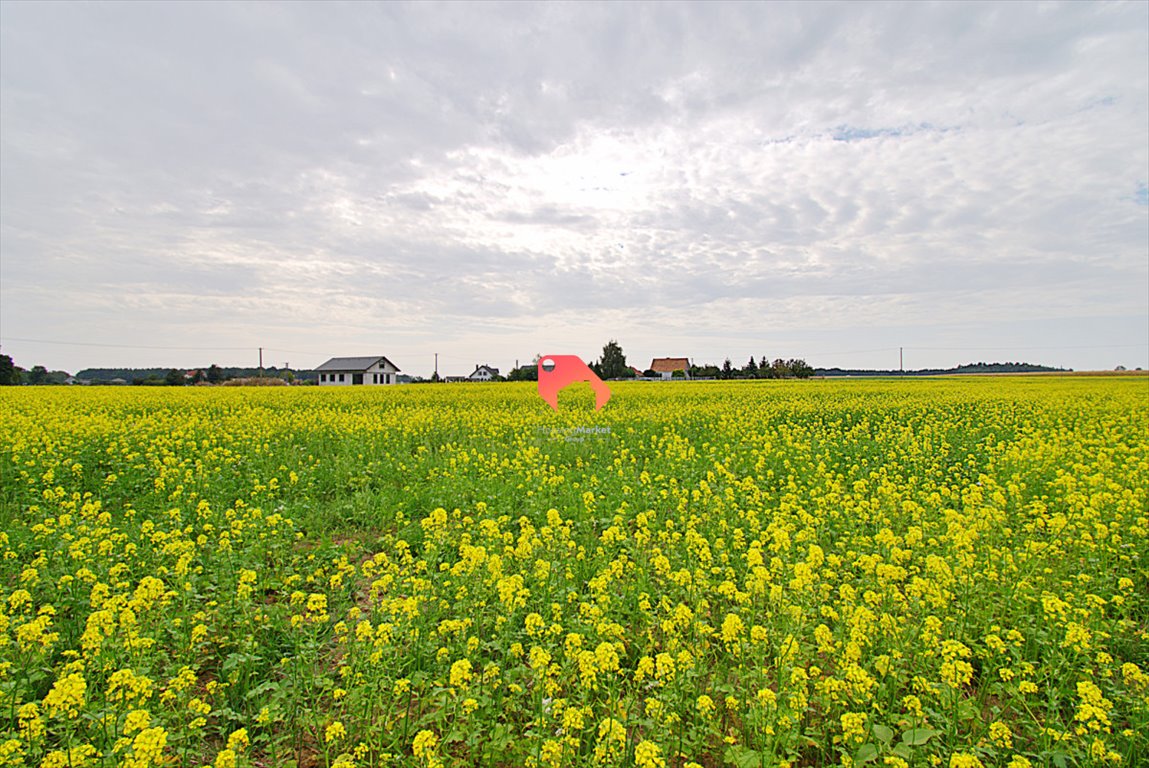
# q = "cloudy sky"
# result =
<box><xmin>2</xmin><ymin>1</ymin><xmax>1146</xmax><ymax>376</ymax></box>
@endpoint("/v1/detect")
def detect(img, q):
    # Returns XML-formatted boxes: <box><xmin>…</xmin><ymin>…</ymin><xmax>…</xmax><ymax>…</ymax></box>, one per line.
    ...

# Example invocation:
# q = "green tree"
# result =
<box><xmin>507</xmin><ymin>365</ymin><xmax>538</xmax><ymax>382</ymax></box>
<box><xmin>28</xmin><ymin>365</ymin><xmax>48</xmax><ymax>385</ymax></box>
<box><xmin>787</xmin><ymin>359</ymin><xmax>814</xmax><ymax>379</ymax></box>
<box><xmin>206</xmin><ymin>364</ymin><xmax>224</xmax><ymax>384</ymax></box>
<box><xmin>165</xmin><ymin>369</ymin><xmax>185</xmax><ymax>386</ymax></box>
<box><xmin>743</xmin><ymin>356</ymin><xmax>759</xmax><ymax>379</ymax></box>
<box><xmin>0</xmin><ymin>354</ymin><xmax>18</xmax><ymax>385</ymax></box>
<box><xmin>721</xmin><ymin>358</ymin><xmax>734</xmax><ymax>379</ymax></box>
<box><xmin>597</xmin><ymin>340</ymin><xmax>629</xmax><ymax>380</ymax></box>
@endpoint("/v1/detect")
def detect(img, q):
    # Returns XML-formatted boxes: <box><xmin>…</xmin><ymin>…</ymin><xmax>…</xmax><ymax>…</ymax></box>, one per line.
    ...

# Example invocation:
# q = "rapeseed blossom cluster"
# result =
<box><xmin>0</xmin><ymin>379</ymin><xmax>1145</xmax><ymax>766</ymax></box>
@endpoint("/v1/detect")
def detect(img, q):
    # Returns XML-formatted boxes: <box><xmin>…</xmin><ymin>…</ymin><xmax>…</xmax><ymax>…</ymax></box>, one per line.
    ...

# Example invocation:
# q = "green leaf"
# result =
<box><xmin>1052</xmin><ymin>752</ymin><xmax>1069</xmax><ymax>768</ymax></box>
<box><xmin>892</xmin><ymin>744</ymin><xmax>913</xmax><ymax>760</ymax></box>
<box><xmin>855</xmin><ymin>744</ymin><xmax>879</xmax><ymax>764</ymax></box>
<box><xmin>724</xmin><ymin>745</ymin><xmax>761</xmax><ymax>768</ymax></box>
<box><xmin>901</xmin><ymin>728</ymin><xmax>942</xmax><ymax>746</ymax></box>
<box><xmin>872</xmin><ymin>724</ymin><xmax>894</xmax><ymax>745</ymax></box>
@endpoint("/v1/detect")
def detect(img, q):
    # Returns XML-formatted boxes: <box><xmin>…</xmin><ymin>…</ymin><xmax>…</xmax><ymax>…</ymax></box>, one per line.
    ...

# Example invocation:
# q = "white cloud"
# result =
<box><xmin>1</xmin><ymin>1</ymin><xmax>1145</xmax><ymax>374</ymax></box>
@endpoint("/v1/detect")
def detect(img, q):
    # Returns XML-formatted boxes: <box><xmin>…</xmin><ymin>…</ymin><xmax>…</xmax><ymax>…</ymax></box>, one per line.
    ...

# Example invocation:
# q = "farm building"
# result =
<box><xmin>315</xmin><ymin>356</ymin><xmax>401</xmax><ymax>386</ymax></box>
<box><xmin>468</xmin><ymin>364</ymin><xmax>500</xmax><ymax>381</ymax></box>
<box><xmin>649</xmin><ymin>357</ymin><xmax>691</xmax><ymax>380</ymax></box>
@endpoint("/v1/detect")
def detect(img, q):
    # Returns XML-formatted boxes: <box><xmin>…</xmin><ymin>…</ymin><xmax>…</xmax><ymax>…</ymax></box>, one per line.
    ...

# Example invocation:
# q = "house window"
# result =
<box><xmin>320</xmin><ymin>374</ymin><xmax>325</xmax><ymax>382</ymax></box>
<box><xmin>373</xmin><ymin>374</ymin><xmax>378</xmax><ymax>383</ymax></box>
<box><xmin>339</xmin><ymin>374</ymin><xmax>345</xmax><ymax>382</ymax></box>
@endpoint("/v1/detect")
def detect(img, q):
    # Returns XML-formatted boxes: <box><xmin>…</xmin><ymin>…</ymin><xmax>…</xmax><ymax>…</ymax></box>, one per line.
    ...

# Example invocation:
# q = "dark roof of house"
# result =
<box><xmin>650</xmin><ymin>357</ymin><xmax>690</xmax><ymax>373</ymax></box>
<box><xmin>315</xmin><ymin>356</ymin><xmax>400</xmax><ymax>373</ymax></box>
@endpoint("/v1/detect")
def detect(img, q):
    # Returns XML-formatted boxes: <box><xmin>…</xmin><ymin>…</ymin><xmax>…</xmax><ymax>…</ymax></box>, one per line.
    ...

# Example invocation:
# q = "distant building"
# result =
<box><xmin>649</xmin><ymin>357</ymin><xmax>691</xmax><ymax>380</ymax></box>
<box><xmin>315</xmin><ymin>356</ymin><xmax>401</xmax><ymax>386</ymax></box>
<box><xmin>468</xmin><ymin>364</ymin><xmax>499</xmax><ymax>381</ymax></box>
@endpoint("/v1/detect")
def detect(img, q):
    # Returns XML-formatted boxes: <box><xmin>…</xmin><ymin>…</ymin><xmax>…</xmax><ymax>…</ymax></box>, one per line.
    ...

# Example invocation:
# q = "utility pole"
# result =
<box><xmin>259</xmin><ymin>347</ymin><xmax>263</xmax><ymax>377</ymax></box>
<box><xmin>899</xmin><ymin>347</ymin><xmax>903</xmax><ymax>373</ymax></box>
<box><xmin>434</xmin><ymin>353</ymin><xmax>438</xmax><ymax>381</ymax></box>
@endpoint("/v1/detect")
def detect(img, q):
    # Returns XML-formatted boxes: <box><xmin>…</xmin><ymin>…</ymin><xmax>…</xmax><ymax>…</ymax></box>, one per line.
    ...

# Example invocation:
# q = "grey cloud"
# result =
<box><xmin>1</xmin><ymin>1</ymin><xmax>1146</xmax><ymax>373</ymax></box>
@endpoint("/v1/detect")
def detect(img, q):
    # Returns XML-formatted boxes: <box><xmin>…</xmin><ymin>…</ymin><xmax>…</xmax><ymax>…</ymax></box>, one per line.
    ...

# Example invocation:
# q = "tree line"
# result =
<box><xmin>500</xmin><ymin>342</ymin><xmax>814</xmax><ymax>381</ymax></box>
<box><xmin>0</xmin><ymin>356</ymin><xmax>320</xmax><ymax>386</ymax></box>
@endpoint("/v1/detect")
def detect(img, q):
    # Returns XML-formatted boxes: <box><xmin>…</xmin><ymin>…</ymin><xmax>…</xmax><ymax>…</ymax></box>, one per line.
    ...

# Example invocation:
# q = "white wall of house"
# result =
<box><xmin>319</xmin><ymin>372</ymin><xmax>351</xmax><ymax>386</ymax></box>
<box><xmin>318</xmin><ymin>359</ymin><xmax>400</xmax><ymax>386</ymax></box>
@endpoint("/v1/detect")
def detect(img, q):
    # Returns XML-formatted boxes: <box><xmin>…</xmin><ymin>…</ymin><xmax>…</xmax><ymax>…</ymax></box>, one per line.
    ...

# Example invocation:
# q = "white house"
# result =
<box><xmin>467</xmin><ymin>364</ymin><xmax>500</xmax><ymax>381</ymax></box>
<box><xmin>315</xmin><ymin>356</ymin><xmax>401</xmax><ymax>386</ymax></box>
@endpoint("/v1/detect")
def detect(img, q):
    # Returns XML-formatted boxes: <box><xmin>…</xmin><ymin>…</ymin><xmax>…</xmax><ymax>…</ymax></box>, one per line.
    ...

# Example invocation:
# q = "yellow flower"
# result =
<box><xmin>840</xmin><ymin>712</ymin><xmax>866</xmax><ymax>746</ymax></box>
<box><xmin>326</xmin><ymin>721</ymin><xmax>347</xmax><ymax>743</ymax></box>
<box><xmin>989</xmin><ymin>721</ymin><xmax>1013</xmax><ymax>749</ymax></box>
<box><xmin>593</xmin><ymin>718</ymin><xmax>627</xmax><ymax>764</ymax></box>
<box><xmin>227</xmin><ymin>728</ymin><xmax>250</xmax><ymax>752</ymax></box>
<box><xmin>1075</xmin><ymin>680</ymin><xmax>1113</xmax><ymax>733</ymax></box>
<box><xmin>412</xmin><ymin>730</ymin><xmax>439</xmax><ymax>764</ymax></box>
<box><xmin>721</xmin><ymin>613</ymin><xmax>745</xmax><ymax>645</ymax></box>
<box><xmin>529</xmin><ymin>646</ymin><xmax>552</xmax><ymax>671</ymax></box>
<box><xmin>124</xmin><ymin>709</ymin><xmax>152</xmax><ymax>735</ymax></box>
<box><xmin>37</xmin><ymin>745</ymin><xmax>99</xmax><ymax>768</ymax></box>
<box><xmin>594</xmin><ymin>642</ymin><xmax>620</xmax><ymax>672</ymax></box>
<box><xmin>43</xmin><ymin>671</ymin><xmax>86</xmax><ymax>719</ymax></box>
<box><xmin>122</xmin><ymin>727</ymin><xmax>167</xmax><ymax>768</ymax></box>
<box><xmin>450</xmin><ymin>659</ymin><xmax>474</xmax><ymax>688</ymax></box>
<box><xmin>634</xmin><ymin>740</ymin><xmax>666</xmax><ymax>768</ymax></box>
<box><xmin>17</xmin><ymin>702</ymin><xmax>43</xmax><ymax>739</ymax></box>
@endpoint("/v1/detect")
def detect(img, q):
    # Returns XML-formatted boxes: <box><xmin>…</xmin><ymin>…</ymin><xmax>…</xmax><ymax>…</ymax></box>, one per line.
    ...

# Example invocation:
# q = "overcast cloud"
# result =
<box><xmin>2</xmin><ymin>0</ymin><xmax>1146</xmax><ymax>375</ymax></box>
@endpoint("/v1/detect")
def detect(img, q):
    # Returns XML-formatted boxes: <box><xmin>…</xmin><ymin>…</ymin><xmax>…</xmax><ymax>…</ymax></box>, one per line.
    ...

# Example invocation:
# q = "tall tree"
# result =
<box><xmin>206</xmin><ymin>364</ymin><xmax>224</xmax><ymax>384</ymax></box>
<box><xmin>597</xmin><ymin>340</ymin><xmax>629</xmax><ymax>379</ymax></box>
<box><xmin>165</xmin><ymin>369</ymin><xmax>185</xmax><ymax>386</ymax></box>
<box><xmin>788</xmin><ymin>359</ymin><xmax>814</xmax><ymax>379</ymax></box>
<box><xmin>0</xmin><ymin>354</ymin><xmax>17</xmax><ymax>385</ymax></box>
<box><xmin>744</xmin><ymin>356</ymin><xmax>759</xmax><ymax>379</ymax></box>
<box><xmin>28</xmin><ymin>365</ymin><xmax>48</xmax><ymax>385</ymax></box>
<box><xmin>721</xmin><ymin>358</ymin><xmax>734</xmax><ymax>379</ymax></box>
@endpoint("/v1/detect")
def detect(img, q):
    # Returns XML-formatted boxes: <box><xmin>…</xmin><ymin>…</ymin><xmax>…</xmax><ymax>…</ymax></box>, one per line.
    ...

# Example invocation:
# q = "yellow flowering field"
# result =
<box><xmin>0</xmin><ymin>378</ymin><xmax>1146</xmax><ymax>768</ymax></box>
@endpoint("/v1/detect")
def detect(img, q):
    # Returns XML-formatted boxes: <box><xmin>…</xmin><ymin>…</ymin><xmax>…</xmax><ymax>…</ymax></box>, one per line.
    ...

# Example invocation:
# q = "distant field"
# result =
<box><xmin>1</xmin><ymin>379</ymin><xmax>1146</xmax><ymax>768</ymax></box>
